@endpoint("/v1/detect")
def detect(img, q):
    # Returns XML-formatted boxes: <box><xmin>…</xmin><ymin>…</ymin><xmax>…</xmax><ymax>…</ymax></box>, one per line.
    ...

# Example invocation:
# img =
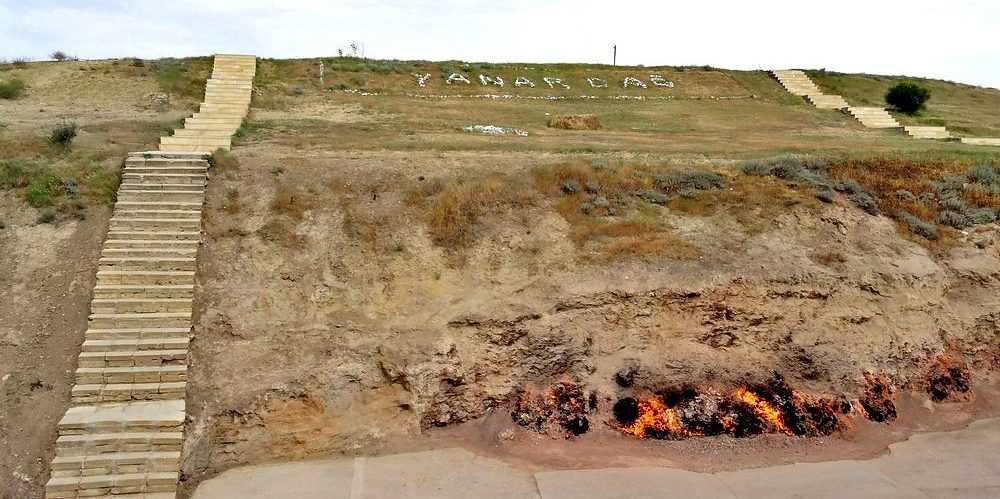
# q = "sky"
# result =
<box><xmin>2</xmin><ymin>0</ymin><xmax>998</xmax><ymax>89</ymax></box>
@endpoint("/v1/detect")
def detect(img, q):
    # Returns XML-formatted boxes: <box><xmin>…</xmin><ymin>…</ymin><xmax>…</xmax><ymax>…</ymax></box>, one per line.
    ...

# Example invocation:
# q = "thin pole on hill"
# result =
<box><xmin>612</xmin><ymin>45</ymin><xmax>617</xmax><ymax>67</ymax></box>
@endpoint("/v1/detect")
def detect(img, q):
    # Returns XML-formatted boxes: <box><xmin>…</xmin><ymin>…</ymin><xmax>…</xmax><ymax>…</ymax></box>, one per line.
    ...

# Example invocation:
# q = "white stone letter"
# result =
<box><xmin>543</xmin><ymin>77</ymin><xmax>570</xmax><ymax>89</ymax></box>
<box><xmin>446</xmin><ymin>73</ymin><xmax>471</xmax><ymax>85</ymax></box>
<box><xmin>479</xmin><ymin>74</ymin><xmax>505</xmax><ymax>87</ymax></box>
<box><xmin>623</xmin><ymin>76</ymin><xmax>647</xmax><ymax>89</ymax></box>
<box><xmin>514</xmin><ymin>77</ymin><xmax>535</xmax><ymax>88</ymax></box>
<box><xmin>413</xmin><ymin>73</ymin><xmax>432</xmax><ymax>87</ymax></box>
<box><xmin>586</xmin><ymin>77</ymin><xmax>608</xmax><ymax>88</ymax></box>
<box><xmin>649</xmin><ymin>74</ymin><xmax>674</xmax><ymax>88</ymax></box>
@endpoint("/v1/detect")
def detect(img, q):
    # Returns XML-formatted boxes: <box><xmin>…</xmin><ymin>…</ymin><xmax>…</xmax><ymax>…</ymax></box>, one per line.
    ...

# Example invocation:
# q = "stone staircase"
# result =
<box><xmin>159</xmin><ymin>54</ymin><xmax>255</xmax><ymax>153</ymax></box>
<box><xmin>845</xmin><ymin>106</ymin><xmax>902</xmax><ymax>129</ymax></box>
<box><xmin>904</xmin><ymin>125</ymin><xmax>951</xmax><ymax>139</ymax></box>
<box><xmin>961</xmin><ymin>137</ymin><xmax>1000</xmax><ymax>146</ymax></box>
<box><xmin>771</xmin><ymin>70</ymin><xmax>848</xmax><ymax>109</ymax></box>
<box><xmin>44</xmin><ymin>55</ymin><xmax>255</xmax><ymax>499</ymax></box>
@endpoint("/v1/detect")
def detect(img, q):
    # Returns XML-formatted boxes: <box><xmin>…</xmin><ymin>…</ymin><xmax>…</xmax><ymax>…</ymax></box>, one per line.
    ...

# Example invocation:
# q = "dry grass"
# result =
<box><xmin>548</xmin><ymin>114</ymin><xmax>601</xmax><ymax>130</ymax></box>
<box><xmin>270</xmin><ymin>183</ymin><xmax>316</xmax><ymax>220</ymax></box>
<box><xmin>408</xmin><ymin>175</ymin><xmax>535</xmax><ymax>248</ymax></box>
<box><xmin>223</xmin><ymin>188</ymin><xmax>241</xmax><ymax>215</ymax></box>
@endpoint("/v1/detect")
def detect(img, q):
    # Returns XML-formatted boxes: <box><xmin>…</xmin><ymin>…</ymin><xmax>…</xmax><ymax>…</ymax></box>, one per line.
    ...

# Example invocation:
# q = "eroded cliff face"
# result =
<box><xmin>179</xmin><ymin>150</ymin><xmax>1000</xmax><ymax>488</ymax></box>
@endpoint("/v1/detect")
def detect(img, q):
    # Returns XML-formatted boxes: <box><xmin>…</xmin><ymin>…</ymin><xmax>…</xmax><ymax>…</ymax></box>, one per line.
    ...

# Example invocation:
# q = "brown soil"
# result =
<box><xmin>178</xmin><ymin>141</ymin><xmax>1000</xmax><ymax>494</ymax></box>
<box><xmin>0</xmin><ymin>193</ymin><xmax>109</xmax><ymax>499</ymax></box>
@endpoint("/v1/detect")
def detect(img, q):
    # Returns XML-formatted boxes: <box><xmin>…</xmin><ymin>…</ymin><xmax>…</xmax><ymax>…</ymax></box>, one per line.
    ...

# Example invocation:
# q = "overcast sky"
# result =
<box><xmin>2</xmin><ymin>0</ymin><xmax>998</xmax><ymax>88</ymax></box>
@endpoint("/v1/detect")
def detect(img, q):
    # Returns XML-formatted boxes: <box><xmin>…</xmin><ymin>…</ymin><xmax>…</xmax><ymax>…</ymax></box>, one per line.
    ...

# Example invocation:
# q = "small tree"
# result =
<box><xmin>50</xmin><ymin>51</ymin><xmax>68</xmax><ymax>61</ymax></box>
<box><xmin>885</xmin><ymin>82</ymin><xmax>930</xmax><ymax>114</ymax></box>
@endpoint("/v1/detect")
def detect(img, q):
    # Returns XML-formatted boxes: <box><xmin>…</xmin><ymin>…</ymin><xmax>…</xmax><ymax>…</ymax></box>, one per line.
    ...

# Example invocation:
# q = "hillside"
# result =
<box><xmin>1</xmin><ymin>56</ymin><xmax>999</xmax><ymax>499</ymax></box>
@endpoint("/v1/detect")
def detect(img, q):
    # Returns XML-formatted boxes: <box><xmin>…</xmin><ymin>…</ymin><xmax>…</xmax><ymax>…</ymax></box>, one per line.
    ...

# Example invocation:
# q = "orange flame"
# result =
<box><xmin>623</xmin><ymin>397</ymin><xmax>693</xmax><ymax>438</ymax></box>
<box><xmin>731</xmin><ymin>387</ymin><xmax>793</xmax><ymax>435</ymax></box>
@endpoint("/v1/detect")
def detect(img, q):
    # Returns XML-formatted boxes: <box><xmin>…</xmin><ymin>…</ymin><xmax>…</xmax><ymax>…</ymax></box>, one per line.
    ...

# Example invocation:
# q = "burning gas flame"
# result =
<box><xmin>622</xmin><ymin>397</ymin><xmax>693</xmax><ymax>438</ymax></box>
<box><xmin>730</xmin><ymin>387</ymin><xmax>793</xmax><ymax>435</ymax></box>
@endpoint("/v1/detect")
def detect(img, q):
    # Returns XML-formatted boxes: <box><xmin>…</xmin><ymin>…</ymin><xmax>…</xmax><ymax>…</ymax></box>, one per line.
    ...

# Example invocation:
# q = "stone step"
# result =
<box><xmin>116</xmin><ymin>190</ymin><xmax>206</xmax><ymax>202</ymax></box>
<box><xmin>92</xmin><ymin>285</ymin><xmax>194</xmax><ymax>300</ymax></box>
<box><xmin>124</xmin><ymin>168</ymin><xmax>209</xmax><ymax>177</ymax></box>
<box><xmin>961</xmin><ymin>137</ymin><xmax>1000</xmax><ymax>146</ymax></box>
<box><xmin>127</xmin><ymin>151</ymin><xmax>207</xmax><ymax>161</ymax></box>
<box><xmin>51</xmin><ymin>451</ymin><xmax>181</xmax><ymax>477</ymax></box>
<box><xmin>55</xmin><ymin>432</ymin><xmax>183</xmax><ymax>458</ymax></box>
<box><xmin>45</xmin><ymin>471</ymin><xmax>178</xmax><ymax>498</ymax></box>
<box><xmin>103</xmin><ymin>239</ymin><xmax>199</xmax><ymax>250</ymax></box>
<box><xmin>71</xmin><ymin>381</ymin><xmax>187</xmax><ymax>404</ymax></box>
<box><xmin>160</xmin><ymin>137</ymin><xmax>233</xmax><ymax>148</ymax></box>
<box><xmin>96</xmin><ymin>270</ymin><xmax>196</xmax><ymax>286</ymax></box>
<box><xmin>109</xmin><ymin>218</ymin><xmax>202</xmax><ymax>232</ymax></box>
<box><xmin>98</xmin><ymin>257</ymin><xmax>196</xmax><ymax>272</ymax></box>
<box><xmin>57</xmin><ymin>400</ymin><xmax>185</xmax><ymax>434</ymax></box>
<box><xmin>206</xmin><ymin>79</ymin><xmax>252</xmax><ymax>86</ymax></box>
<box><xmin>119</xmin><ymin>182</ymin><xmax>204</xmax><ymax>192</ymax></box>
<box><xmin>125</xmin><ymin>156</ymin><xmax>209</xmax><ymax>165</ymax></box>
<box><xmin>172</xmin><ymin>129</ymin><xmax>236</xmax><ymax>138</ymax></box>
<box><xmin>160</xmin><ymin>145</ymin><xmax>219</xmax><ymax>153</ymax></box>
<box><xmin>81</xmin><ymin>337</ymin><xmax>189</xmax><ymax>353</ymax></box>
<box><xmin>78</xmin><ymin>349</ymin><xmax>187</xmax><ymax>368</ymax></box>
<box><xmin>112</xmin><ymin>209</ymin><xmax>201</xmax><ymax>219</ymax></box>
<box><xmin>806</xmin><ymin>94</ymin><xmax>848</xmax><ymax>109</ymax></box>
<box><xmin>101</xmin><ymin>248</ymin><xmax>198</xmax><ymax>259</ymax></box>
<box><xmin>75</xmin><ymin>365</ymin><xmax>187</xmax><ymax>385</ymax></box>
<box><xmin>122</xmin><ymin>173</ymin><xmax>207</xmax><ymax>184</ymax></box>
<box><xmin>114</xmin><ymin>201</ymin><xmax>203</xmax><ymax>212</ymax></box>
<box><xmin>91</xmin><ymin>298</ymin><xmax>193</xmax><ymax>314</ymax></box>
<box><xmin>88</xmin><ymin>312</ymin><xmax>192</xmax><ymax>329</ymax></box>
<box><xmin>84</xmin><ymin>327</ymin><xmax>190</xmax><ymax>341</ymax></box>
<box><xmin>182</xmin><ymin>123</ymin><xmax>241</xmax><ymax>132</ymax></box>
<box><xmin>106</xmin><ymin>230</ymin><xmax>200</xmax><ymax>241</ymax></box>
<box><xmin>191</xmin><ymin>112</ymin><xmax>248</xmax><ymax>119</ymax></box>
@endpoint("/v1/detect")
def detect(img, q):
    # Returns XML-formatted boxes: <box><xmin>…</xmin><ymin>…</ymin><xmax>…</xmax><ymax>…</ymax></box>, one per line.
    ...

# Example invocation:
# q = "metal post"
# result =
<box><xmin>613</xmin><ymin>45</ymin><xmax>617</xmax><ymax>67</ymax></box>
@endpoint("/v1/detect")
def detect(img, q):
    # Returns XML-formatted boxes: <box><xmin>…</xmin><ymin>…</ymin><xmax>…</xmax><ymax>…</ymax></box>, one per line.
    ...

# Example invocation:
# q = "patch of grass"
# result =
<box><xmin>270</xmin><ymin>183</ymin><xmax>316</xmax><ymax>220</ymax></box>
<box><xmin>24</xmin><ymin>172</ymin><xmax>63</xmax><ymax>207</ymax></box>
<box><xmin>37</xmin><ymin>210</ymin><xmax>56</xmax><ymax>224</ymax></box>
<box><xmin>0</xmin><ymin>78</ymin><xmax>26</xmax><ymax>99</ymax></box>
<box><xmin>82</xmin><ymin>163</ymin><xmax>122</xmax><ymax>205</ymax></box>
<box><xmin>408</xmin><ymin>175</ymin><xmax>534</xmax><ymax>248</ymax></box>
<box><xmin>209</xmin><ymin>149</ymin><xmax>240</xmax><ymax>171</ymax></box>
<box><xmin>151</xmin><ymin>58</ymin><xmax>209</xmax><ymax>99</ymax></box>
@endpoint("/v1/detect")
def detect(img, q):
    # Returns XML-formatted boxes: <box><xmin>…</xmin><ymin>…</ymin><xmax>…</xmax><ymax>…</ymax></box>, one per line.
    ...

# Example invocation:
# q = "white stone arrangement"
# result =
<box><xmin>413</xmin><ymin>73</ymin><xmax>432</xmax><ymax>87</ymax></box>
<box><xmin>463</xmin><ymin>124</ymin><xmax>529</xmax><ymax>137</ymax></box>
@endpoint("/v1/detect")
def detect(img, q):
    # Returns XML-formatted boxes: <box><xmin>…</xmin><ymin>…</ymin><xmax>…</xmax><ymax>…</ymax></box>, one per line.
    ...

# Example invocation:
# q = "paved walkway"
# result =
<box><xmin>192</xmin><ymin>418</ymin><xmax>1000</xmax><ymax>499</ymax></box>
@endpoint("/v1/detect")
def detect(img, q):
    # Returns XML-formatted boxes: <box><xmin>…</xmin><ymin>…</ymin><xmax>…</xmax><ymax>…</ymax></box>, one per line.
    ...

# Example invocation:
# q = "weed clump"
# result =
<box><xmin>0</xmin><ymin>78</ymin><xmax>26</xmax><ymax>99</ymax></box>
<box><xmin>209</xmin><ymin>148</ymin><xmax>240</xmax><ymax>171</ymax></box>
<box><xmin>548</xmin><ymin>115</ymin><xmax>602</xmax><ymax>130</ymax></box>
<box><xmin>47</xmin><ymin>123</ymin><xmax>78</xmax><ymax>147</ymax></box>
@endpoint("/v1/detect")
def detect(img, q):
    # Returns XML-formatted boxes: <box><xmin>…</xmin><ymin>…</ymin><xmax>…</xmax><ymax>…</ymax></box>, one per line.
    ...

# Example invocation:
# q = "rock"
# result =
<box><xmin>592</xmin><ymin>196</ymin><xmax>610</xmax><ymax>208</ymax></box>
<box><xmin>497</xmin><ymin>428</ymin><xmax>516</xmax><ymax>441</ymax></box>
<box><xmin>148</xmin><ymin>92</ymin><xmax>170</xmax><ymax>111</ymax></box>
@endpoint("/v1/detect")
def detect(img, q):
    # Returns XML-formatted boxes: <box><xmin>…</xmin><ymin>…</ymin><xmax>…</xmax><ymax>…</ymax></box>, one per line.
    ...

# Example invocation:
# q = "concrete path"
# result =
<box><xmin>192</xmin><ymin>418</ymin><xmax>1000</xmax><ymax>499</ymax></box>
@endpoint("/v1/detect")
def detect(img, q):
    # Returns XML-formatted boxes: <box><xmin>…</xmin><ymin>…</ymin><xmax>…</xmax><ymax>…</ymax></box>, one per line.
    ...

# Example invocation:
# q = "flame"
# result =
<box><xmin>731</xmin><ymin>387</ymin><xmax>793</xmax><ymax>435</ymax></box>
<box><xmin>623</xmin><ymin>397</ymin><xmax>692</xmax><ymax>438</ymax></box>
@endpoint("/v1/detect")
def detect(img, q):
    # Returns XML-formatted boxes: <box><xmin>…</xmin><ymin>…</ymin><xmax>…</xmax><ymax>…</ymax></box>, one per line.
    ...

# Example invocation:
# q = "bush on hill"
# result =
<box><xmin>0</xmin><ymin>78</ymin><xmax>26</xmax><ymax>99</ymax></box>
<box><xmin>885</xmin><ymin>82</ymin><xmax>930</xmax><ymax>114</ymax></box>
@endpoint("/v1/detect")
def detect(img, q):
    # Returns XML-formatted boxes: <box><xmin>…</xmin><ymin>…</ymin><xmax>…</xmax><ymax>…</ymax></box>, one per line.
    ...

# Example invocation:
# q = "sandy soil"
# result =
<box><xmin>178</xmin><ymin>142</ymin><xmax>1000</xmax><ymax>494</ymax></box>
<box><xmin>0</xmin><ymin>193</ymin><xmax>109</xmax><ymax>499</ymax></box>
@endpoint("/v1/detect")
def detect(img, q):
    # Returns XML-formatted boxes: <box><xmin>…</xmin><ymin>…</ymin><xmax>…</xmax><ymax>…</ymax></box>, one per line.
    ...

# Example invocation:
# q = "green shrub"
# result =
<box><xmin>0</xmin><ymin>160</ymin><xmax>29</xmax><ymax>188</ymax></box>
<box><xmin>966</xmin><ymin>164</ymin><xmax>998</xmax><ymax>186</ymax></box>
<box><xmin>899</xmin><ymin>211</ymin><xmax>938</xmax><ymax>240</ymax></box>
<box><xmin>50</xmin><ymin>51</ymin><xmax>69</xmax><ymax>61</ymax></box>
<box><xmin>653</xmin><ymin>170</ymin><xmax>726</xmax><ymax>192</ymax></box>
<box><xmin>0</xmin><ymin>78</ymin><xmax>26</xmax><ymax>99</ymax></box>
<box><xmin>885</xmin><ymin>82</ymin><xmax>930</xmax><ymax>114</ymax></box>
<box><xmin>47</xmin><ymin>123</ymin><xmax>78</xmax><ymax>147</ymax></box>
<box><xmin>24</xmin><ymin>174</ymin><xmax>62</xmax><ymax>207</ymax></box>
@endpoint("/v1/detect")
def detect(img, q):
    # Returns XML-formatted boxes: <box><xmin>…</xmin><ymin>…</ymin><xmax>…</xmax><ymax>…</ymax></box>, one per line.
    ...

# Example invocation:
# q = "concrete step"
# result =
<box><xmin>81</xmin><ymin>337</ymin><xmax>189</xmax><ymax>353</ymax></box>
<box><xmin>904</xmin><ymin>126</ymin><xmax>951</xmax><ymax>138</ymax></box>
<box><xmin>122</xmin><ymin>173</ymin><xmax>206</xmax><ymax>184</ymax></box>
<box><xmin>91</xmin><ymin>298</ymin><xmax>193</xmax><ymax>314</ymax></box>
<box><xmin>182</xmin><ymin>123</ymin><xmax>241</xmax><ymax>132</ymax></box>
<box><xmin>105</xmin><ymin>230</ymin><xmax>200</xmax><ymax>241</ymax></box>
<box><xmin>103</xmin><ymin>239</ymin><xmax>199</xmax><ymax>250</ymax></box>
<box><xmin>98</xmin><ymin>257</ymin><xmax>196</xmax><ymax>272</ymax></box>
<box><xmin>78</xmin><ymin>349</ymin><xmax>187</xmax><ymax>368</ymax></box>
<box><xmin>45</xmin><ymin>471</ymin><xmax>178</xmax><ymax>498</ymax></box>
<box><xmin>109</xmin><ymin>219</ymin><xmax>202</xmax><ymax>232</ymax></box>
<box><xmin>124</xmin><ymin>166</ymin><xmax>209</xmax><ymax>175</ymax></box>
<box><xmin>101</xmin><ymin>248</ymin><xmax>198</xmax><ymax>259</ymax></box>
<box><xmin>114</xmin><ymin>201</ymin><xmax>203</xmax><ymax>212</ymax></box>
<box><xmin>961</xmin><ymin>137</ymin><xmax>1000</xmax><ymax>146</ymax></box>
<box><xmin>92</xmin><ymin>285</ymin><xmax>194</xmax><ymax>300</ymax></box>
<box><xmin>111</xmin><ymin>209</ymin><xmax>201</xmax><ymax>219</ymax></box>
<box><xmin>88</xmin><ymin>312</ymin><xmax>192</xmax><ymax>329</ymax></box>
<box><xmin>96</xmin><ymin>271</ymin><xmax>196</xmax><ymax>286</ymax></box>
<box><xmin>160</xmin><ymin>145</ymin><xmax>220</xmax><ymax>153</ymax></box>
<box><xmin>50</xmin><ymin>450</ymin><xmax>181</xmax><ymax>477</ymax></box>
<box><xmin>72</xmin><ymin>381</ymin><xmax>187</xmax><ymax>404</ymax></box>
<box><xmin>172</xmin><ymin>129</ymin><xmax>236</xmax><ymax>139</ymax></box>
<box><xmin>119</xmin><ymin>182</ymin><xmax>204</xmax><ymax>192</ymax></box>
<box><xmin>806</xmin><ymin>94</ymin><xmax>848</xmax><ymax>109</ymax></box>
<box><xmin>57</xmin><ymin>400</ymin><xmax>185</xmax><ymax>434</ymax></box>
<box><xmin>84</xmin><ymin>327</ymin><xmax>190</xmax><ymax>341</ymax></box>
<box><xmin>116</xmin><ymin>190</ymin><xmax>206</xmax><ymax>202</ymax></box>
<box><xmin>55</xmin><ymin>432</ymin><xmax>183</xmax><ymax>457</ymax></box>
<box><xmin>160</xmin><ymin>137</ymin><xmax>233</xmax><ymax>148</ymax></box>
<box><xmin>127</xmin><ymin>151</ymin><xmax>207</xmax><ymax>161</ymax></box>
<box><xmin>75</xmin><ymin>365</ymin><xmax>187</xmax><ymax>385</ymax></box>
